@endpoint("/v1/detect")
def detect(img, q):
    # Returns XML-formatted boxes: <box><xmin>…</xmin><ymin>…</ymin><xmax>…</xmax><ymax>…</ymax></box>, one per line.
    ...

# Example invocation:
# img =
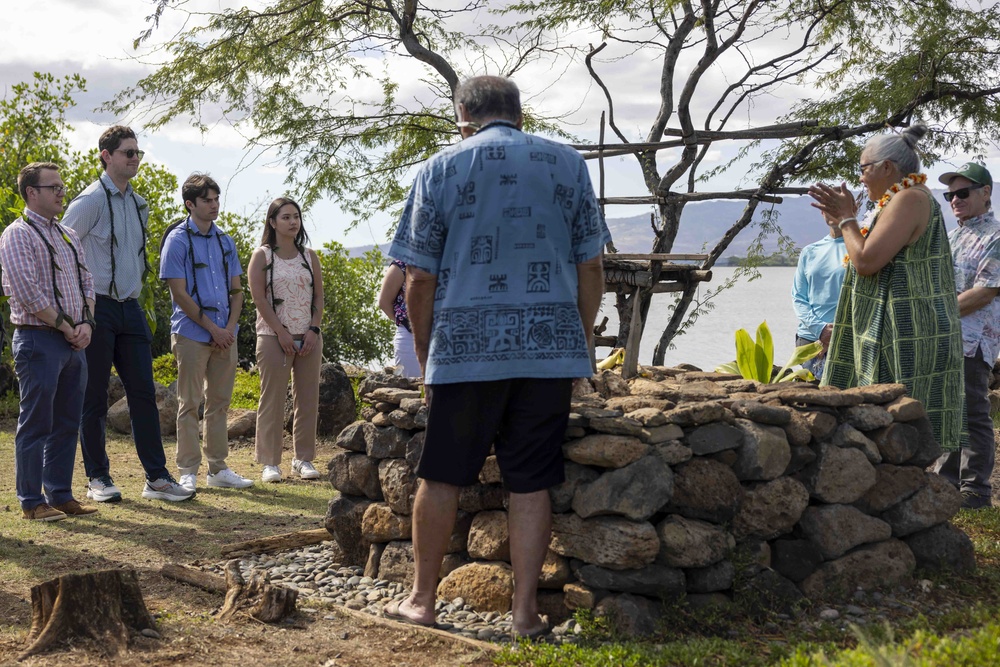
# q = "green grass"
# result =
<box><xmin>0</xmin><ymin>426</ymin><xmax>335</xmax><ymax>634</ymax></box>
<box><xmin>778</xmin><ymin>621</ymin><xmax>1000</xmax><ymax>666</ymax></box>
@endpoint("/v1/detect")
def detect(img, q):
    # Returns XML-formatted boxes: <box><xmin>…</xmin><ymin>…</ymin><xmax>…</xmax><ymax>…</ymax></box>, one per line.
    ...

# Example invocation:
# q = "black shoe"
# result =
<box><xmin>961</xmin><ymin>491</ymin><xmax>992</xmax><ymax>510</ymax></box>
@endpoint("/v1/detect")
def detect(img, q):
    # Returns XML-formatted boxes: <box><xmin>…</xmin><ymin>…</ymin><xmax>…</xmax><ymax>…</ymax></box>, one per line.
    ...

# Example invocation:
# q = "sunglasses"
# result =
<box><xmin>114</xmin><ymin>148</ymin><xmax>145</xmax><ymax>160</ymax></box>
<box><xmin>943</xmin><ymin>184</ymin><xmax>985</xmax><ymax>202</ymax></box>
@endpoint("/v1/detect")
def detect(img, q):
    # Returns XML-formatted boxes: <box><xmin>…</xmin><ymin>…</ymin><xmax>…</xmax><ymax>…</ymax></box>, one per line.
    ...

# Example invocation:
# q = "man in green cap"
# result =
<box><xmin>934</xmin><ymin>162</ymin><xmax>998</xmax><ymax>509</ymax></box>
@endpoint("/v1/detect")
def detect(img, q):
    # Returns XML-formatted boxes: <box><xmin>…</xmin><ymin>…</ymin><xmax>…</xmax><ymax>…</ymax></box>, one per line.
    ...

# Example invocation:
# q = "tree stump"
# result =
<box><xmin>216</xmin><ymin>559</ymin><xmax>298</xmax><ymax>623</ymax></box>
<box><xmin>19</xmin><ymin>569</ymin><xmax>157</xmax><ymax>660</ymax></box>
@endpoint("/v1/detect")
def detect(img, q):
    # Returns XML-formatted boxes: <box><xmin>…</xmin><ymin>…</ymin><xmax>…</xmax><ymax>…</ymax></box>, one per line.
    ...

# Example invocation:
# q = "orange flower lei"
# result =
<box><xmin>876</xmin><ymin>173</ymin><xmax>928</xmax><ymax>210</ymax></box>
<box><xmin>843</xmin><ymin>218</ymin><xmax>874</xmax><ymax>267</ymax></box>
<box><xmin>843</xmin><ymin>175</ymin><xmax>926</xmax><ymax>267</ymax></box>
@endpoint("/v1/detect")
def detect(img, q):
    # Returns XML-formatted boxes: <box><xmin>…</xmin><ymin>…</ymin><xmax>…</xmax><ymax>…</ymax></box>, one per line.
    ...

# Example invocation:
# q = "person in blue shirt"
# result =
<box><xmin>792</xmin><ymin>214</ymin><xmax>848</xmax><ymax>380</ymax></box>
<box><xmin>383</xmin><ymin>75</ymin><xmax>610</xmax><ymax>638</ymax></box>
<box><xmin>159</xmin><ymin>173</ymin><xmax>252</xmax><ymax>492</ymax></box>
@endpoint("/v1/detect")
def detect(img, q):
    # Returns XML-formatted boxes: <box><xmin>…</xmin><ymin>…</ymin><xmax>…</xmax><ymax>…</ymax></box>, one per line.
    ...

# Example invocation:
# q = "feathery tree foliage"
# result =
<box><xmin>111</xmin><ymin>0</ymin><xmax>1000</xmax><ymax>363</ymax></box>
<box><xmin>1</xmin><ymin>72</ymin><xmax>390</xmax><ymax>365</ymax></box>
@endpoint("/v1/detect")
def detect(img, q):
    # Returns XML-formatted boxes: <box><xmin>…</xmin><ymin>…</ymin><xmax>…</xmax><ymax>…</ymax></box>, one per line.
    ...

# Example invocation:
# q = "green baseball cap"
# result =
<box><xmin>938</xmin><ymin>162</ymin><xmax>993</xmax><ymax>188</ymax></box>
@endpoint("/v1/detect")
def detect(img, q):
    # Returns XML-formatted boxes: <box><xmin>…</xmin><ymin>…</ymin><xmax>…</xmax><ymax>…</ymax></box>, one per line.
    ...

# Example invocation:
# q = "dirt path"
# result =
<box><xmin>0</xmin><ymin>552</ymin><xmax>496</xmax><ymax>667</ymax></box>
<box><xmin>0</xmin><ymin>436</ymin><xmax>495</xmax><ymax>666</ymax></box>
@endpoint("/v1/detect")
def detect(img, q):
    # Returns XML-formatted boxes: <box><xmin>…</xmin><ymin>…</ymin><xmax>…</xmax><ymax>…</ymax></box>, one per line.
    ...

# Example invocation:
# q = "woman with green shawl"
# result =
<box><xmin>807</xmin><ymin>125</ymin><xmax>963</xmax><ymax>452</ymax></box>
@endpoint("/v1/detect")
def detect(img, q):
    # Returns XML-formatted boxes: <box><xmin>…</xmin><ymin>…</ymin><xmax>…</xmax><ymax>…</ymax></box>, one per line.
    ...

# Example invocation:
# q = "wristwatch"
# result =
<box><xmin>308</xmin><ymin>325</ymin><xmax>321</xmax><ymax>335</ymax></box>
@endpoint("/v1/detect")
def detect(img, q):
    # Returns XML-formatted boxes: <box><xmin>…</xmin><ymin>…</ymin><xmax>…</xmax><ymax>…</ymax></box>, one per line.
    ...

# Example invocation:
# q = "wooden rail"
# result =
<box><xmin>600</xmin><ymin>253</ymin><xmax>714</xmax><ymax>378</ymax></box>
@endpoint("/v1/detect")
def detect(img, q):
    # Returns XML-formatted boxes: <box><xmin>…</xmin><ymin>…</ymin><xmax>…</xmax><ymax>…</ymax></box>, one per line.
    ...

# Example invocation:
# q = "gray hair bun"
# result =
<box><xmin>901</xmin><ymin>124</ymin><xmax>928</xmax><ymax>149</ymax></box>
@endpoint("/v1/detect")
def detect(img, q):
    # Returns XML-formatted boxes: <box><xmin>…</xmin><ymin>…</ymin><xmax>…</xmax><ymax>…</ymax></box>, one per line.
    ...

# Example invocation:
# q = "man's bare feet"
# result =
<box><xmin>384</xmin><ymin>598</ymin><xmax>436</xmax><ymax>627</ymax></box>
<box><xmin>511</xmin><ymin>613</ymin><xmax>549</xmax><ymax>640</ymax></box>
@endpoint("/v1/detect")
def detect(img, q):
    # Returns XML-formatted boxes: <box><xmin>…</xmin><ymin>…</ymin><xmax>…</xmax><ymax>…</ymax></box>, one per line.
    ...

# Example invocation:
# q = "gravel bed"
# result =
<box><xmin>202</xmin><ymin>543</ymin><xmax>958</xmax><ymax>645</ymax></box>
<box><xmin>202</xmin><ymin>543</ymin><xmax>583</xmax><ymax>645</ymax></box>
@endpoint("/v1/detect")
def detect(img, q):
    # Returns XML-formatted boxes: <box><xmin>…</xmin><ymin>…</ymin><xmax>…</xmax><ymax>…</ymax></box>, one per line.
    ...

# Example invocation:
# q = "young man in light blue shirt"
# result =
<box><xmin>792</xmin><ymin>217</ymin><xmax>848</xmax><ymax>381</ymax></box>
<box><xmin>62</xmin><ymin>126</ymin><xmax>193</xmax><ymax>503</ymax></box>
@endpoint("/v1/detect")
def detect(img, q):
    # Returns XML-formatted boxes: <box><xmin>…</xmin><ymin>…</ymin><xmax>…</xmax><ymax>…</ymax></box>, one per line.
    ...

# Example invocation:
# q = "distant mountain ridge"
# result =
<box><xmin>600</xmin><ymin>189</ymin><xmax>961</xmax><ymax>258</ymax></box>
<box><xmin>348</xmin><ymin>189</ymin><xmax>961</xmax><ymax>260</ymax></box>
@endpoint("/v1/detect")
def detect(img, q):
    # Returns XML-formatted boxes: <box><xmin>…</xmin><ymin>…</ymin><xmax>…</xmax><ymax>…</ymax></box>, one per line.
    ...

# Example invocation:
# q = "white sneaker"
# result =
<box><xmin>87</xmin><ymin>475</ymin><xmax>122</xmax><ymax>503</ymax></box>
<box><xmin>207</xmin><ymin>467</ymin><xmax>254</xmax><ymax>489</ymax></box>
<box><xmin>292</xmin><ymin>459</ymin><xmax>321</xmax><ymax>480</ymax></box>
<box><xmin>261</xmin><ymin>465</ymin><xmax>282</xmax><ymax>483</ymax></box>
<box><xmin>179</xmin><ymin>473</ymin><xmax>198</xmax><ymax>492</ymax></box>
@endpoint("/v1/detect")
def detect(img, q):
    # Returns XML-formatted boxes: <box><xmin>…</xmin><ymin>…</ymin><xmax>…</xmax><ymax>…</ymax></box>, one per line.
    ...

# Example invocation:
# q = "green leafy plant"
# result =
<box><xmin>230</xmin><ymin>367</ymin><xmax>261</xmax><ymax>410</ymax></box>
<box><xmin>151</xmin><ymin>353</ymin><xmax>178</xmax><ymax>387</ymax></box>
<box><xmin>715</xmin><ymin>321</ymin><xmax>822</xmax><ymax>383</ymax></box>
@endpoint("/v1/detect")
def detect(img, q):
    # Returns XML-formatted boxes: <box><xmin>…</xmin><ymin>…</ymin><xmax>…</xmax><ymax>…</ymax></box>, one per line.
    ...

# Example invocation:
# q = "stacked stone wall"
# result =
<box><xmin>324</xmin><ymin>369</ymin><xmax>976</xmax><ymax>632</ymax></box>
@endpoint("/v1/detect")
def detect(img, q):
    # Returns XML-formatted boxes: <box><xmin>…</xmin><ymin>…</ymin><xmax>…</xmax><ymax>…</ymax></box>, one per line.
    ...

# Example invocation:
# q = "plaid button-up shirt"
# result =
<box><xmin>0</xmin><ymin>207</ymin><xmax>95</xmax><ymax>326</ymax></box>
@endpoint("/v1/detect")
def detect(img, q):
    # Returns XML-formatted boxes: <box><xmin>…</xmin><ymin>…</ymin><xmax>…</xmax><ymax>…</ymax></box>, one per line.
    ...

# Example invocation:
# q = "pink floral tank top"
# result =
<box><xmin>255</xmin><ymin>246</ymin><xmax>314</xmax><ymax>336</ymax></box>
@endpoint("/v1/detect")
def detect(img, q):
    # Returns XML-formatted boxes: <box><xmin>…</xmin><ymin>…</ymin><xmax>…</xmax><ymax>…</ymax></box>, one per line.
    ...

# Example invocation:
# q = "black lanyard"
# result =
<box><xmin>184</xmin><ymin>220</ymin><xmax>233</xmax><ymax>320</ymax></box>
<box><xmin>22</xmin><ymin>215</ymin><xmax>92</xmax><ymax>328</ymax></box>
<box><xmin>101</xmin><ymin>182</ymin><xmax>151</xmax><ymax>299</ymax></box>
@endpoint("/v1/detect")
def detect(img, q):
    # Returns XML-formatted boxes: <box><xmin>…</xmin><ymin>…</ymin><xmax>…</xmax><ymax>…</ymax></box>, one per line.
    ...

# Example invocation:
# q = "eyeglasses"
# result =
<box><xmin>859</xmin><ymin>160</ymin><xmax>885</xmax><ymax>175</ymax></box>
<box><xmin>943</xmin><ymin>184</ymin><xmax>986</xmax><ymax>202</ymax></box>
<box><xmin>115</xmin><ymin>148</ymin><xmax>145</xmax><ymax>160</ymax></box>
<box><xmin>32</xmin><ymin>184</ymin><xmax>67</xmax><ymax>196</ymax></box>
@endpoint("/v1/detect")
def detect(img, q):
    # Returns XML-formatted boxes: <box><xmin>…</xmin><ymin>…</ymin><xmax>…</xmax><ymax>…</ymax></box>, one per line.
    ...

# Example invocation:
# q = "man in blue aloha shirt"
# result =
<box><xmin>934</xmin><ymin>162</ymin><xmax>1000</xmax><ymax>510</ymax></box>
<box><xmin>384</xmin><ymin>75</ymin><xmax>610</xmax><ymax>638</ymax></box>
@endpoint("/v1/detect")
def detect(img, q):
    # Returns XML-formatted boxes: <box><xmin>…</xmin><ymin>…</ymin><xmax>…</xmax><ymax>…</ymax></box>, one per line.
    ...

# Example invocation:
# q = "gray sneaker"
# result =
<box><xmin>143</xmin><ymin>475</ymin><xmax>196</xmax><ymax>502</ymax></box>
<box><xmin>87</xmin><ymin>475</ymin><xmax>122</xmax><ymax>503</ymax></box>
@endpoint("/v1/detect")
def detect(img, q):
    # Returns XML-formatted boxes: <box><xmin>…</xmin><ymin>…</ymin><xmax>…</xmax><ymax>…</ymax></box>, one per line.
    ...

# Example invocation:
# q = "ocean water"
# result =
<box><xmin>597</xmin><ymin>266</ymin><xmax>801</xmax><ymax>371</ymax></box>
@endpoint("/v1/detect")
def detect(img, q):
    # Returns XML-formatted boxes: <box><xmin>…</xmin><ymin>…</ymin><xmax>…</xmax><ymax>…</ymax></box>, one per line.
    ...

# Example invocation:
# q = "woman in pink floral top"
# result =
<box><xmin>248</xmin><ymin>198</ymin><xmax>325</xmax><ymax>483</ymax></box>
<box><xmin>378</xmin><ymin>259</ymin><xmax>420</xmax><ymax>377</ymax></box>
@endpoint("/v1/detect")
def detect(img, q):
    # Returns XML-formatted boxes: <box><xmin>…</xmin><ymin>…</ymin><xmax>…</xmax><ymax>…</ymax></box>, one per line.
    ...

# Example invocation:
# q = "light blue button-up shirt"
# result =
<box><xmin>62</xmin><ymin>171</ymin><xmax>148</xmax><ymax>299</ymax></box>
<box><xmin>792</xmin><ymin>234</ymin><xmax>847</xmax><ymax>341</ymax></box>
<box><xmin>390</xmin><ymin>122</ymin><xmax>611</xmax><ymax>384</ymax></box>
<box><xmin>159</xmin><ymin>217</ymin><xmax>242</xmax><ymax>343</ymax></box>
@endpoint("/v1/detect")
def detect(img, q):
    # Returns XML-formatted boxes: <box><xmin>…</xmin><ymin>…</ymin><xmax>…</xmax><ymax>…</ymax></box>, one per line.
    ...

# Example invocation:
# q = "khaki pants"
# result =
<box><xmin>172</xmin><ymin>334</ymin><xmax>237</xmax><ymax>475</ymax></box>
<box><xmin>254</xmin><ymin>334</ymin><xmax>321</xmax><ymax>466</ymax></box>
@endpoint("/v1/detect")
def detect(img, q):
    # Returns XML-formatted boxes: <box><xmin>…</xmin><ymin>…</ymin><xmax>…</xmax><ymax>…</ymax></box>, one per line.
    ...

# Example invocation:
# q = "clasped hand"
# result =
<box><xmin>808</xmin><ymin>182</ymin><xmax>857</xmax><ymax>224</ymax></box>
<box><xmin>64</xmin><ymin>323</ymin><xmax>92</xmax><ymax>351</ymax></box>
<box><xmin>210</xmin><ymin>324</ymin><xmax>236</xmax><ymax>349</ymax></box>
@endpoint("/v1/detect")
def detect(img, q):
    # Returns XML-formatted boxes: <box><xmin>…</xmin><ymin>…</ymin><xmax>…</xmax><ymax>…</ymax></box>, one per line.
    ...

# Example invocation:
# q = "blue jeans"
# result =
<box><xmin>79</xmin><ymin>296</ymin><xmax>168</xmax><ymax>481</ymax></box>
<box><xmin>13</xmin><ymin>328</ymin><xmax>87</xmax><ymax>510</ymax></box>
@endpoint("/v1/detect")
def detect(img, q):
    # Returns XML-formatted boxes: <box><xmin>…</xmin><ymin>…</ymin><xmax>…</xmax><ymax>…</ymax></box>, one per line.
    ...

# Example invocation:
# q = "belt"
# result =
<box><xmin>98</xmin><ymin>294</ymin><xmax>137</xmax><ymax>303</ymax></box>
<box><xmin>14</xmin><ymin>324</ymin><xmax>59</xmax><ymax>333</ymax></box>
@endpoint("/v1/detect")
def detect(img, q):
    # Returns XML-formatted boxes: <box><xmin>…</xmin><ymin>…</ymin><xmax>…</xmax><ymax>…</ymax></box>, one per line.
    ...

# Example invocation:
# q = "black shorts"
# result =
<box><xmin>418</xmin><ymin>378</ymin><xmax>572</xmax><ymax>494</ymax></box>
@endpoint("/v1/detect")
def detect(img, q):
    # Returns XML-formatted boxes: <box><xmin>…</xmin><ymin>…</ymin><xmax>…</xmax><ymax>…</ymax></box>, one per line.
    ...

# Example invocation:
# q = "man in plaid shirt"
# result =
<box><xmin>0</xmin><ymin>162</ymin><xmax>97</xmax><ymax>521</ymax></box>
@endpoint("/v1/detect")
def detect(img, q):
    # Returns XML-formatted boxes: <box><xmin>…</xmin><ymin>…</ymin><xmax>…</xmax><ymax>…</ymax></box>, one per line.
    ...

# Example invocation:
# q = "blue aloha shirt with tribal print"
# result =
<box><xmin>389</xmin><ymin>121</ymin><xmax>611</xmax><ymax>385</ymax></box>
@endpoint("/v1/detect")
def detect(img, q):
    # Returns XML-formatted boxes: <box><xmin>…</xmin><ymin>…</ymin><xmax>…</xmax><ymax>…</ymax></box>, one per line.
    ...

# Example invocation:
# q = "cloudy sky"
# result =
<box><xmin>4</xmin><ymin>0</ymin><xmax>998</xmax><ymax>251</ymax></box>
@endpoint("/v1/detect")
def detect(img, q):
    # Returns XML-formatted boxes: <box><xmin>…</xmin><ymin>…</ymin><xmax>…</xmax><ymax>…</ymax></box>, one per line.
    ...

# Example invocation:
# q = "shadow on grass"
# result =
<box><xmin>0</xmin><ymin>493</ymin><xmax>331</xmax><ymax>583</ymax></box>
<box><xmin>0</xmin><ymin>579</ymin><xmax>30</xmax><ymax>633</ymax></box>
<box><xmin>0</xmin><ymin>532</ymin><xmax>143</xmax><ymax>599</ymax></box>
